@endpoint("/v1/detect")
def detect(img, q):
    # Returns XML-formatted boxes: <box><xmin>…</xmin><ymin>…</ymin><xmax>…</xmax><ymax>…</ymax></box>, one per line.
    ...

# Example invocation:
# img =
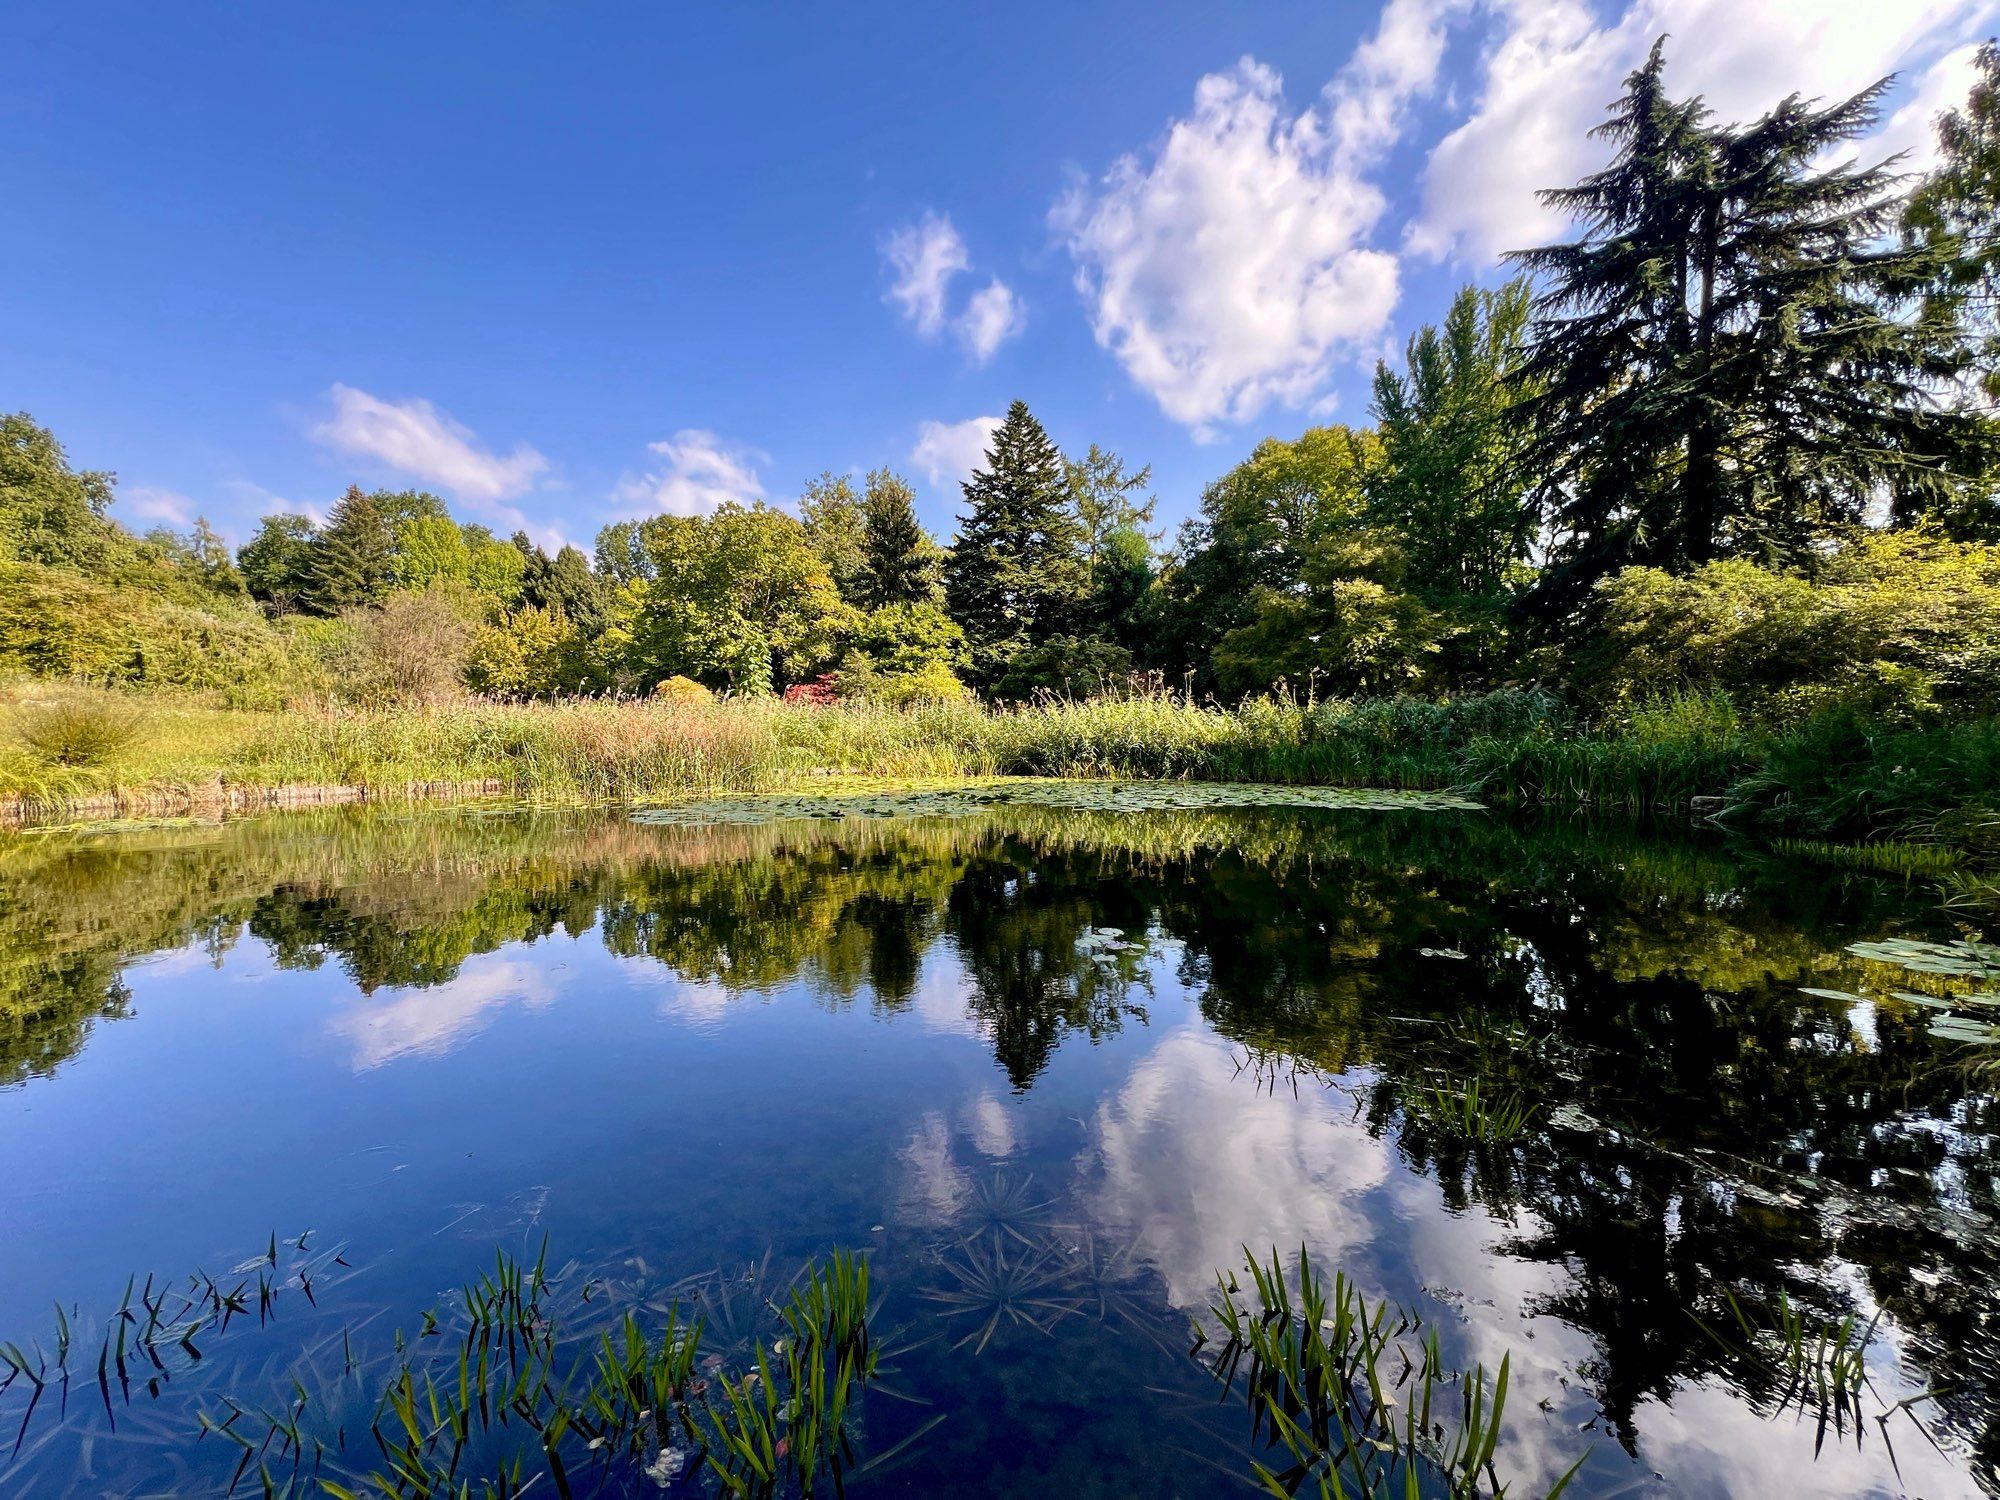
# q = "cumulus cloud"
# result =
<box><xmin>1410</xmin><ymin>0</ymin><xmax>1994</xmax><ymax>264</ymax></box>
<box><xmin>911</xmin><ymin>415</ymin><xmax>1001</xmax><ymax>492</ymax></box>
<box><xmin>613</xmin><ymin>429</ymin><xmax>767</xmax><ymax>517</ymax></box>
<box><xmin>884</xmin><ymin>212</ymin><xmax>1024</xmax><ymax>361</ymax></box>
<box><xmin>123</xmin><ymin>486</ymin><xmax>196</xmax><ymax>528</ymax></box>
<box><xmin>1053</xmin><ymin>57</ymin><xmax>1402</xmax><ymax>435</ymax></box>
<box><xmin>957</xmin><ymin>278</ymin><xmax>1024</xmax><ymax>363</ymax></box>
<box><xmin>312</xmin><ymin>384</ymin><xmax>546</xmax><ymax>503</ymax></box>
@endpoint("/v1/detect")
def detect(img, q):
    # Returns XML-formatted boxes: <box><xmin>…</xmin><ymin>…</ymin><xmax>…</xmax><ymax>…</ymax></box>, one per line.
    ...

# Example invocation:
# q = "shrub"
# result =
<box><xmin>1587</xmin><ymin>531</ymin><xmax>2000</xmax><ymax>724</ymax></box>
<box><xmin>14</xmin><ymin>696</ymin><xmax>142</xmax><ymax>766</ymax></box>
<box><xmin>652</xmin><ymin>675</ymin><xmax>714</xmax><ymax>706</ymax></box>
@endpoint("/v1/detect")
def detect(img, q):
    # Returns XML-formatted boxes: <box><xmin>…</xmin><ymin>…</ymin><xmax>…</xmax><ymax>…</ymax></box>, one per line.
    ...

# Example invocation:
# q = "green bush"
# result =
<box><xmin>14</xmin><ymin>697</ymin><xmax>142</xmax><ymax>767</ymax></box>
<box><xmin>1587</xmin><ymin>531</ymin><xmax>2000</xmax><ymax>724</ymax></box>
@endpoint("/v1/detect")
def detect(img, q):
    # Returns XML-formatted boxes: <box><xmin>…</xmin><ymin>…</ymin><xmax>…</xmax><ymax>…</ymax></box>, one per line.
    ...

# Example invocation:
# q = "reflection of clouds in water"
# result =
<box><xmin>895</xmin><ymin>1089</ymin><xmax>1026</xmax><ymax>1224</ymax></box>
<box><xmin>612</xmin><ymin>957</ymin><xmax>740</xmax><ymax>1032</ymax></box>
<box><xmin>969</xmin><ymin>1091</ymin><xmax>1019</xmax><ymax>1159</ymax></box>
<box><xmin>1633</xmin><ymin>1379</ymin><xmax>1974</xmax><ymax>1500</ymax></box>
<box><xmin>897</xmin><ymin>1110</ymin><xmax>970</xmax><ymax>1225</ymax></box>
<box><xmin>903</xmin><ymin>951</ymin><xmax>983</xmax><ymax>1040</ymax></box>
<box><xmin>329</xmin><ymin>954</ymin><xmax>557</xmax><ymax>1069</ymax></box>
<box><xmin>1079</xmin><ymin>1026</ymin><xmax>1391</xmax><ymax>1308</ymax></box>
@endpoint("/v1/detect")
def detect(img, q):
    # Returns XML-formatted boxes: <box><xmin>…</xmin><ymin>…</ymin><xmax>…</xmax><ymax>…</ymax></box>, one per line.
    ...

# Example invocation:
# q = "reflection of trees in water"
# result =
<box><xmin>3</xmin><ymin>803</ymin><xmax>1997</xmax><ymax>1480</ymax></box>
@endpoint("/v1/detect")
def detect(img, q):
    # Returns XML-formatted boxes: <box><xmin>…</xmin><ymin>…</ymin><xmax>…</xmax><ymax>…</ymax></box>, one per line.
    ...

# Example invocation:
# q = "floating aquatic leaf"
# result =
<box><xmin>1797</xmin><ymin>987</ymin><xmax>1866</xmax><ymax>1004</ymax></box>
<box><xmin>632</xmin><ymin>779</ymin><xmax>1482</xmax><ymax>828</ymax></box>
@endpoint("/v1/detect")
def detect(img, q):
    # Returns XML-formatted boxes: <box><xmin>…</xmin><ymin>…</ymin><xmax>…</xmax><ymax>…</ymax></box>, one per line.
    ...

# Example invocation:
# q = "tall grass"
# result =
<box><xmin>2</xmin><ymin>679</ymin><xmax>1996</xmax><ymax>856</ymax></box>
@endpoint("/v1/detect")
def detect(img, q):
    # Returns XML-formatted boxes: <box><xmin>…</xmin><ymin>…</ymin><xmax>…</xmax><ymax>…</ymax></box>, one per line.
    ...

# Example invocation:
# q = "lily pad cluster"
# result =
<box><xmin>632</xmin><ymin>780</ymin><xmax>1482</xmax><ymax>828</ymax></box>
<box><xmin>1833</xmin><ymin>937</ymin><xmax>2000</xmax><ymax>1047</ymax></box>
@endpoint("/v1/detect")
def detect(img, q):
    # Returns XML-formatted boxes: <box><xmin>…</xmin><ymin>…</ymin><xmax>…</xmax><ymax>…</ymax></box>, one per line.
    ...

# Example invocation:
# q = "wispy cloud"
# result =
<box><xmin>883</xmin><ymin>213</ymin><xmax>1024</xmax><ymax>363</ymax></box>
<box><xmin>123</xmin><ymin>486</ymin><xmax>196</xmax><ymax>528</ymax></box>
<box><xmin>312</xmin><ymin>384</ymin><xmax>547</xmax><ymax>504</ymax></box>
<box><xmin>613</xmin><ymin>429</ymin><xmax>767</xmax><ymax>517</ymax></box>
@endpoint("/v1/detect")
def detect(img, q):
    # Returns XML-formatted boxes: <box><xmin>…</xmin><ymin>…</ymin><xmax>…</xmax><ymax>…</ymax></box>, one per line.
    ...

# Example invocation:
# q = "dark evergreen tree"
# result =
<box><xmin>542</xmin><ymin>544</ymin><xmax>611</xmax><ymax>633</ymax></box>
<box><xmin>857</xmin><ymin>467</ymin><xmax>939</xmax><ymax>608</ymax></box>
<box><xmin>303</xmin><ymin>485</ymin><xmax>396</xmax><ymax>615</ymax></box>
<box><xmin>942</xmin><ymin>402</ymin><xmax>1087</xmax><ymax>683</ymax></box>
<box><xmin>1512</xmin><ymin>42</ymin><xmax>1987</xmax><ymax>622</ymax></box>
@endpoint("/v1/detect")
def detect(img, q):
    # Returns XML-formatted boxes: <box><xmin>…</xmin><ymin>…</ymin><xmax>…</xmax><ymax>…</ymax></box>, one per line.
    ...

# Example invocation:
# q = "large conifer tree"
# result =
<box><xmin>943</xmin><ymin>401</ymin><xmax>1086</xmax><ymax>683</ymax></box>
<box><xmin>857</xmin><ymin>468</ymin><xmax>939</xmax><ymax>608</ymax></box>
<box><xmin>1512</xmin><ymin>41</ymin><xmax>1985</xmax><ymax>621</ymax></box>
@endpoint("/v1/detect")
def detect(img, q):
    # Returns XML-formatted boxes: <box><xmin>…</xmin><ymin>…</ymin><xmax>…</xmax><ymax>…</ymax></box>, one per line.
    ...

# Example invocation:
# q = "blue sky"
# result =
<box><xmin>2</xmin><ymin>2</ymin><xmax>1987</xmax><ymax>551</ymax></box>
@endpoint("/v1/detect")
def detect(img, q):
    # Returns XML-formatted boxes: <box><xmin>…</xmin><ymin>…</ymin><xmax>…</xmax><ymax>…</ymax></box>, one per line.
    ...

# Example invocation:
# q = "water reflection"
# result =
<box><xmin>1</xmin><ymin>802</ymin><xmax>1996</xmax><ymax>1493</ymax></box>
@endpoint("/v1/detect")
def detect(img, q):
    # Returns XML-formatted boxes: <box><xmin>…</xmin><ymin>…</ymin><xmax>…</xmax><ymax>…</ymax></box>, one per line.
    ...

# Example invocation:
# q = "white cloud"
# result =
<box><xmin>957</xmin><ymin>278</ymin><xmax>1024</xmax><ymax>363</ymax></box>
<box><xmin>312</xmin><ymin>384</ymin><xmax>546</xmax><ymax>503</ymax></box>
<box><xmin>1411</xmin><ymin>0</ymin><xmax>1996</xmax><ymax>264</ymax></box>
<box><xmin>884</xmin><ymin>212</ymin><xmax>971</xmax><ymax>337</ymax></box>
<box><xmin>1327</xmin><ymin>0</ymin><xmax>1470</xmax><ymax>164</ymax></box>
<box><xmin>1877</xmin><ymin>40</ymin><xmax>1989</xmax><ymax>175</ymax></box>
<box><xmin>1053</xmin><ymin>57</ymin><xmax>1402</xmax><ymax>435</ymax></box>
<box><xmin>613</xmin><ymin>429</ymin><xmax>766</xmax><ymax>517</ymax></box>
<box><xmin>911</xmin><ymin>415</ymin><xmax>1001</xmax><ymax>491</ymax></box>
<box><xmin>123</xmin><ymin>486</ymin><xmax>196</xmax><ymax>528</ymax></box>
<box><xmin>884</xmin><ymin>212</ymin><xmax>1024</xmax><ymax>362</ymax></box>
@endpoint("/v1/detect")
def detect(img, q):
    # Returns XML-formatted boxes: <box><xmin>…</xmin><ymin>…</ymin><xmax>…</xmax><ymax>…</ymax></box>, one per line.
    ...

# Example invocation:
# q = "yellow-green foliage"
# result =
<box><xmin>1591</xmin><ymin>531</ymin><xmax>2000</xmax><ymax>723</ymax></box>
<box><xmin>0</xmin><ymin>560</ymin><xmax>297</xmax><ymax>706</ymax></box>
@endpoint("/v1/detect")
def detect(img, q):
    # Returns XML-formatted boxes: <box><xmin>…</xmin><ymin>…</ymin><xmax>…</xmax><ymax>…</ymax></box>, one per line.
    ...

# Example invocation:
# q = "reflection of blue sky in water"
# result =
<box><xmin>2</xmin><ymin>805</ymin><xmax>1995</xmax><ymax>1496</ymax></box>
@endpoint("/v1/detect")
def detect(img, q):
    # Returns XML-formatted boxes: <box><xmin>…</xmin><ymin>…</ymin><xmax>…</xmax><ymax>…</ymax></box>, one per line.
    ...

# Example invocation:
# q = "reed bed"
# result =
<box><xmin>3</xmin><ymin>682</ymin><xmax>1996</xmax><ymax>854</ymax></box>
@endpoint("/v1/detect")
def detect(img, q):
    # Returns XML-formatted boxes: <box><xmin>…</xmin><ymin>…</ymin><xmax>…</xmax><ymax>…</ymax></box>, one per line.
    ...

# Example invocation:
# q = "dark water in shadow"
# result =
<box><xmin>0</xmin><ymin>797</ymin><xmax>1994</xmax><ymax>1496</ymax></box>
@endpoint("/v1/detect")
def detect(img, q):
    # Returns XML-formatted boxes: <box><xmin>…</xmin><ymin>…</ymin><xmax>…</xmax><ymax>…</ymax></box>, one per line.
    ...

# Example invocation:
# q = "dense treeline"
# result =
<box><xmin>4</xmin><ymin>46</ymin><xmax>1998</xmax><ymax>725</ymax></box>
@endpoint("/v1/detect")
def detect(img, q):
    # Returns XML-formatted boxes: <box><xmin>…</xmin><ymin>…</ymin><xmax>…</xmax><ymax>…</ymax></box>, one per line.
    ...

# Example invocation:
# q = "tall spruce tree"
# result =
<box><xmin>1512</xmin><ymin>41</ymin><xmax>1986</xmax><ymax>622</ymax></box>
<box><xmin>857</xmin><ymin>467</ymin><xmax>939</xmax><ymax>608</ymax></box>
<box><xmin>943</xmin><ymin>401</ymin><xmax>1087</xmax><ymax>683</ymax></box>
<box><xmin>303</xmin><ymin>486</ymin><xmax>396</xmax><ymax>615</ymax></box>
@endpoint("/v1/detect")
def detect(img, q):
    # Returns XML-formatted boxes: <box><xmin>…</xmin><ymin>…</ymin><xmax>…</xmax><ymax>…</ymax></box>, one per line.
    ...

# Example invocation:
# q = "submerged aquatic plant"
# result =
<box><xmin>920</xmin><ymin>1231</ymin><xmax>1085</xmax><ymax>1355</ymax></box>
<box><xmin>2</xmin><ymin>1238</ymin><xmax>913</xmax><ymax>1499</ymax></box>
<box><xmin>1196</xmin><ymin>1246</ymin><xmax>1583</xmax><ymax>1500</ymax></box>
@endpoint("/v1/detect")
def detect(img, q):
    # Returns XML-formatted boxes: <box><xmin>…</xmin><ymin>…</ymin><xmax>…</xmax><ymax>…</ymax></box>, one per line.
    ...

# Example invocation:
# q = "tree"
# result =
<box><xmin>608</xmin><ymin>502</ymin><xmax>854</xmax><ymax>693</ymax></box>
<box><xmin>519</xmin><ymin>540</ymin><xmax>611</xmax><ymax>634</ymax></box>
<box><xmin>1064</xmin><ymin>444</ymin><xmax>1158</xmax><ymax>566</ymax></box>
<box><xmin>1512</xmin><ymin>42</ymin><xmax>1987</xmax><ymax>622</ymax></box>
<box><xmin>1213</xmin><ymin>532</ymin><xmax>1445</xmax><ymax>699</ymax></box>
<box><xmin>303</xmin><ymin>487</ymin><xmax>398</xmax><ymax>615</ymax></box>
<box><xmin>799</xmin><ymin>472</ymin><xmax>869</xmax><ymax>598</ymax></box>
<box><xmin>857</xmin><ymin>468</ymin><xmax>940</xmax><ymax>608</ymax></box>
<box><xmin>1154</xmin><ymin>425</ymin><xmax>1378</xmax><ymax>688</ymax></box>
<box><xmin>239</xmin><ymin>514</ymin><xmax>319</xmax><ymax>613</ymax></box>
<box><xmin>943</xmin><ymin>401</ymin><xmax>1088</xmax><ymax>683</ymax></box>
<box><xmin>1369</xmin><ymin>280</ymin><xmax>1535</xmax><ymax>600</ymax></box>
<box><xmin>349</xmin><ymin>587</ymin><xmax>478</xmax><ymax>705</ymax></box>
<box><xmin>0</xmin><ymin>412</ymin><xmax>124</xmax><ymax>574</ymax></box>
<box><xmin>393</xmin><ymin>512</ymin><xmax>472</xmax><ymax>592</ymax></box>
<box><xmin>1905</xmin><ymin>42</ymin><xmax>2000</xmax><ymax>400</ymax></box>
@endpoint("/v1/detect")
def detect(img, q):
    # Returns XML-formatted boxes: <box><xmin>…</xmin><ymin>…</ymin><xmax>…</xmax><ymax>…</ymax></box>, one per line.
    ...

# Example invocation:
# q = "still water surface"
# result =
<box><xmin>1</xmin><ymin>792</ymin><xmax>1995</xmax><ymax>1496</ymax></box>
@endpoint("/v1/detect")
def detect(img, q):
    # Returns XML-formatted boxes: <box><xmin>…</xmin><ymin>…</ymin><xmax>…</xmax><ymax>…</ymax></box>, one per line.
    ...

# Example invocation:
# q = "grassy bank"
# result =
<box><xmin>1</xmin><ymin>682</ymin><xmax>1995</xmax><ymax>857</ymax></box>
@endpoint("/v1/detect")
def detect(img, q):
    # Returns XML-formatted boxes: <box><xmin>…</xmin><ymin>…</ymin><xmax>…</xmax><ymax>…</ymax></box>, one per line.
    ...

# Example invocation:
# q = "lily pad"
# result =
<box><xmin>631</xmin><ymin>779</ymin><xmax>1483</xmax><ymax>828</ymax></box>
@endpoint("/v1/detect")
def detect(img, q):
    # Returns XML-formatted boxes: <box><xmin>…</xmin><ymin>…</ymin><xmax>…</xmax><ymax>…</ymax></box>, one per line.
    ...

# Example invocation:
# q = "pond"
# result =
<box><xmin>1</xmin><ymin>789</ymin><xmax>1996</xmax><ymax>1497</ymax></box>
